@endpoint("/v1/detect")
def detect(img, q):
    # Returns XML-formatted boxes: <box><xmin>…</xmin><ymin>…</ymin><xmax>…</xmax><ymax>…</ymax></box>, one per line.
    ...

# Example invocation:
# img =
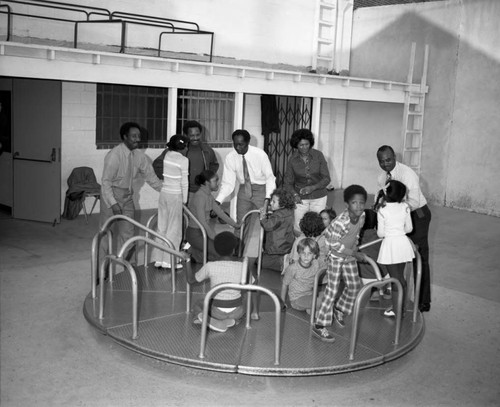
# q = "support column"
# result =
<box><xmin>167</xmin><ymin>87</ymin><xmax>178</xmax><ymax>138</ymax></box>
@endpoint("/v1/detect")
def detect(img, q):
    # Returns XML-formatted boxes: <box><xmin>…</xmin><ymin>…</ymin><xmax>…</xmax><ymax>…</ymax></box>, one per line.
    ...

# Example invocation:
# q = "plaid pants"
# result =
<box><xmin>315</xmin><ymin>256</ymin><xmax>362</xmax><ymax>326</ymax></box>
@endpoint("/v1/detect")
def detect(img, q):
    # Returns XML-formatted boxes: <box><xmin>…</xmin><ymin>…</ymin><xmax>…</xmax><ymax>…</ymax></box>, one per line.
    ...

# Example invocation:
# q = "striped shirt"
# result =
<box><xmin>162</xmin><ymin>150</ymin><xmax>189</xmax><ymax>203</ymax></box>
<box><xmin>324</xmin><ymin>209</ymin><xmax>365</xmax><ymax>260</ymax></box>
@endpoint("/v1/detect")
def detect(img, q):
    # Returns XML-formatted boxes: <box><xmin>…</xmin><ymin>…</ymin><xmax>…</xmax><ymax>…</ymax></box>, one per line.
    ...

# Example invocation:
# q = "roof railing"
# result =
<box><xmin>0</xmin><ymin>0</ymin><xmax>214</xmax><ymax>62</ymax></box>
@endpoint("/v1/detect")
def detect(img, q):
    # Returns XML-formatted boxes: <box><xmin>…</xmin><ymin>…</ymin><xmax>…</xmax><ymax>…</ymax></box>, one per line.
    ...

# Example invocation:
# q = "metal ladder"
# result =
<box><xmin>311</xmin><ymin>0</ymin><xmax>337</xmax><ymax>73</ymax></box>
<box><xmin>402</xmin><ymin>43</ymin><xmax>429</xmax><ymax>175</ymax></box>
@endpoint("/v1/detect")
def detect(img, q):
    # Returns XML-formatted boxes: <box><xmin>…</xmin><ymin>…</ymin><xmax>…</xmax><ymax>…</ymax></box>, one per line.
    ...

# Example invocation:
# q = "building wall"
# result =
<box><xmin>60</xmin><ymin>83</ymin><xmax>262</xmax><ymax>213</ymax></box>
<box><xmin>348</xmin><ymin>0</ymin><xmax>500</xmax><ymax>215</ymax></box>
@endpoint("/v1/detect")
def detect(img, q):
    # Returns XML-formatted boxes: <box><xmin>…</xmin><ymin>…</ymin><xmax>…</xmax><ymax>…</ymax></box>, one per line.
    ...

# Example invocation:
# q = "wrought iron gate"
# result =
<box><xmin>266</xmin><ymin>96</ymin><xmax>312</xmax><ymax>187</ymax></box>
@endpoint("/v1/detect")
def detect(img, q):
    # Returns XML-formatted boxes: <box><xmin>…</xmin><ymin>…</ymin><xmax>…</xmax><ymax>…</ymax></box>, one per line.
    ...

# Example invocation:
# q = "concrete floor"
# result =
<box><xmin>1</xmin><ymin>202</ymin><xmax>499</xmax><ymax>406</ymax></box>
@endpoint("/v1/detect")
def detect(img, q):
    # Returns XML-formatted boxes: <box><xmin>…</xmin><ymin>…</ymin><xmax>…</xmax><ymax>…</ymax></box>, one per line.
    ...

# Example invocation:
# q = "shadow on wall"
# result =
<box><xmin>348</xmin><ymin>6</ymin><xmax>500</xmax><ymax>216</ymax></box>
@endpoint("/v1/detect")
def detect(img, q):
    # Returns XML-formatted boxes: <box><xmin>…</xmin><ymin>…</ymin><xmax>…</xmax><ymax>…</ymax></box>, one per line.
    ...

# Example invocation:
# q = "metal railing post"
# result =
<box><xmin>198</xmin><ymin>284</ymin><xmax>281</xmax><ymax>365</ymax></box>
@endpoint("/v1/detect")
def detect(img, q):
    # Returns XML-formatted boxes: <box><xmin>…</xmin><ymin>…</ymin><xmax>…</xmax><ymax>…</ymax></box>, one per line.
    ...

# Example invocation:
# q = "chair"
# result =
<box><xmin>62</xmin><ymin>167</ymin><xmax>101</xmax><ymax>223</ymax></box>
<box><xmin>82</xmin><ymin>191</ymin><xmax>100</xmax><ymax>223</ymax></box>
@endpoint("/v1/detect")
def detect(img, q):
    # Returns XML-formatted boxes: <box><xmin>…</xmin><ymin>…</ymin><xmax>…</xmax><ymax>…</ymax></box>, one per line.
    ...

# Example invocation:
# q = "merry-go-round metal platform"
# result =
<box><xmin>83</xmin><ymin>211</ymin><xmax>425</xmax><ymax>377</ymax></box>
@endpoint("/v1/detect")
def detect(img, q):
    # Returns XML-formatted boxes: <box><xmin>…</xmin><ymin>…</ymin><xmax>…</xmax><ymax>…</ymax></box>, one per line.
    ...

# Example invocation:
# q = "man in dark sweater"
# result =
<box><xmin>153</xmin><ymin>120</ymin><xmax>219</xmax><ymax>202</ymax></box>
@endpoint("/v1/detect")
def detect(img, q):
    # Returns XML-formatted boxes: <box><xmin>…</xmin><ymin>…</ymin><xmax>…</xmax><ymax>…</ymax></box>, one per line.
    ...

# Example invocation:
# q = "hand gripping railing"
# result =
<box><xmin>91</xmin><ymin>214</ymin><xmax>175</xmax><ymax>299</ymax></box>
<box><xmin>98</xmin><ymin>235</ymin><xmax>190</xmax><ymax>340</ymax></box>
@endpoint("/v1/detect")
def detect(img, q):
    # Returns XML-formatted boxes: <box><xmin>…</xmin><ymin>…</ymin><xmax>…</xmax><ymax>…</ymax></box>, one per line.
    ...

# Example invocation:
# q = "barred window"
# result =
<box><xmin>177</xmin><ymin>89</ymin><xmax>234</xmax><ymax>147</ymax></box>
<box><xmin>96</xmin><ymin>84</ymin><xmax>168</xmax><ymax>149</ymax></box>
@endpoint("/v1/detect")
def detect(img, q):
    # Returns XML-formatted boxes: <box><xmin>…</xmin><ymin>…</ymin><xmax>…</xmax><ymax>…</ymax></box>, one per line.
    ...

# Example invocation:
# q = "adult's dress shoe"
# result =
<box><xmin>419</xmin><ymin>303</ymin><xmax>431</xmax><ymax>312</ymax></box>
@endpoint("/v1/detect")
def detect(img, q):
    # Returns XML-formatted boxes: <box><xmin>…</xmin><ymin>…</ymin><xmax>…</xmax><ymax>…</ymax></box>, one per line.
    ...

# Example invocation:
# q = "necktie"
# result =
<box><xmin>386</xmin><ymin>171</ymin><xmax>392</xmax><ymax>182</ymax></box>
<box><xmin>127</xmin><ymin>151</ymin><xmax>134</xmax><ymax>192</ymax></box>
<box><xmin>242</xmin><ymin>155</ymin><xmax>252</xmax><ymax>198</ymax></box>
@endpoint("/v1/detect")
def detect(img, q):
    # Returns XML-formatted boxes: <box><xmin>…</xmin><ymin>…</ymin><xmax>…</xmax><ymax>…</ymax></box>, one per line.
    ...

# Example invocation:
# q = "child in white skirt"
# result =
<box><xmin>375</xmin><ymin>180</ymin><xmax>415</xmax><ymax>318</ymax></box>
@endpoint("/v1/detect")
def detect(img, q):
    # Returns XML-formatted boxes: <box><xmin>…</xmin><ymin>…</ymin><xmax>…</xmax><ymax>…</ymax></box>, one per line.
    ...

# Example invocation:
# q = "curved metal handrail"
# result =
<box><xmin>359</xmin><ymin>237</ymin><xmax>383</xmax><ymax>250</ymax></box>
<box><xmin>117</xmin><ymin>234</ymin><xmax>182</xmax><ymax>293</ymax></box>
<box><xmin>408</xmin><ymin>241</ymin><xmax>422</xmax><ymax>323</ymax></box>
<box><xmin>97</xmin><ymin>236</ymin><xmax>190</xmax><ymax>340</ymax></box>
<box><xmin>98</xmin><ymin>255</ymin><xmax>139</xmax><ymax>339</ymax></box>
<box><xmin>359</xmin><ymin>237</ymin><xmax>422</xmax><ymax>323</ymax></box>
<box><xmin>238</xmin><ymin>209</ymin><xmax>264</xmax><ymax>281</ymax></box>
<box><xmin>349</xmin><ymin>278</ymin><xmax>403</xmax><ymax>360</ymax></box>
<box><xmin>91</xmin><ymin>214</ymin><xmax>175</xmax><ymax>297</ymax></box>
<box><xmin>309</xmin><ymin>268</ymin><xmax>326</xmax><ymax>326</ymax></box>
<box><xmin>90</xmin><ymin>228</ymin><xmax>112</xmax><ymax>299</ymax></box>
<box><xmin>308</xmin><ymin>254</ymin><xmax>384</xmax><ymax>326</ymax></box>
<box><xmin>0</xmin><ymin>5</ymin><xmax>12</xmax><ymax>41</ymax></box>
<box><xmin>198</xmin><ymin>283</ymin><xmax>281</xmax><ymax>365</ymax></box>
<box><xmin>144</xmin><ymin>211</ymin><xmax>182</xmax><ymax>269</ymax></box>
<box><xmin>183</xmin><ymin>204</ymin><xmax>208</xmax><ymax>265</ymax></box>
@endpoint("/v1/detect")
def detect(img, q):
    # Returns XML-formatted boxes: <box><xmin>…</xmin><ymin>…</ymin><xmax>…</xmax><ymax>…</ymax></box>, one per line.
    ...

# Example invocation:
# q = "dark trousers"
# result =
<box><xmin>408</xmin><ymin>204</ymin><xmax>431</xmax><ymax>306</ymax></box>
<box><xmin>99</xmin><ymin>188</ymin><xmax>136</xmax><ymax>263</ymax></box>
<box><xmin>186</xmin><ymin>227</ymin><xmax>218</xmax><ymax>263</ymax></box>
<box><xmin>237</xmin><ymin>184</ymin><xmax>266</xmax><ymax>251</ymax></box>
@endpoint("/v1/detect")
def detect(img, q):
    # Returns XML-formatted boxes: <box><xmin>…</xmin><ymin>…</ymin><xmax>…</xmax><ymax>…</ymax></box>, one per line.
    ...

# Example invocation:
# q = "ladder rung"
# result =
<box><xmin>319</xmin><ymin>20</ymin><xmax>335</xmax><ymax>26</ymax></box>
<box><xmin>408</xmin><ymin>112</ymin><xmax>423</xmax><ymax>116</ymax></box>
<box><xmin>405</xmin><ymin>130</ymin><xmax>422</xmax><ymax>134</ymax></box>
<box><xmin>318</xmin><ymin>38</ymin><xmax>333</xmax><ymax>44</ymax></box>
<box><xmin>404</xmin><ymin>147</ymin><xmax>421</xmax><ymax>151</ymax></box>
<box><xmin>320</xmin><ymin>1</ymin><xmax>336</xmax><ymax>9</ymax></box>
<box><xmin>316</xmin><ymin>56</ymin><xmax>333</xmax><ymax>61</ymax></box>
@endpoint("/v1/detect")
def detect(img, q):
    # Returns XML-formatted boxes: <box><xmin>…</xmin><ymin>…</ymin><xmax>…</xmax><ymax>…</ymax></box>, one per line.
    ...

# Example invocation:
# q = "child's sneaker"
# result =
<box><xmin>370</xmin><ymin>290</ymin><xmax>381</xmax><ymax>301</ymax></box>
<box><xmin>312</xmin><ymin>326</ymin><xmax>336</xmax><ymax>343</ymax></box>
<box><xmin>335</xmin><ymin>310</ymin><xmax>345</xmax><ymax>328</ymax></box>
<box><xmin>383</xmin><ymin>307</ymin><xmax>396</xmax><ymax>317</ymax></box>
<box><xmin>197</xmin><ymin>313</ymin><xmax>228</xmax><ymax>332</ymax></box>
<box><xmin>383</xmin><ymin>287</ymin><xmax>392</xmax><ymax>299</ymax></box>
<box><xmin>225</xmin><ymin>319</ymin><xmax>236</xmax><ymax>328</ymax></box>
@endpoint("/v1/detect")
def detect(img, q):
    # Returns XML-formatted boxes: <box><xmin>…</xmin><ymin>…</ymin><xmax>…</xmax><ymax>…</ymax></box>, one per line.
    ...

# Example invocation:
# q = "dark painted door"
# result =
<box><xmin>12</xmin><ymin>78</ymin><xmax>61</xmax><ymax>223</ymax></box>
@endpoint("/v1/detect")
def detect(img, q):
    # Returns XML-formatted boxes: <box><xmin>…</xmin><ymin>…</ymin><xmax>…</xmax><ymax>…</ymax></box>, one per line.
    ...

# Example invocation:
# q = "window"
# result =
<box><xmin>177</xmin><ymin>89</ymin><xmax>234</xmax><ymax>147</ymax></box>
<box><xmin>96</xmin><ymin>84</ymin><xmax>168</xmax><ymax>149</ymax></box>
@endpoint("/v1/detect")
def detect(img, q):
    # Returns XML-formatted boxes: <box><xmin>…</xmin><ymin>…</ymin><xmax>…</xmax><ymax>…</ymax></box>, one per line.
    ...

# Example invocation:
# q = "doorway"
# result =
<box><xmin>266</xmin><ymin>96</ymin><xmax>312</xmax><ymax>187</ymax></box>
<box><xmin>1</xmin><ymin>77</ymin><xmax>62</xmax><ymax>224</ymax></box>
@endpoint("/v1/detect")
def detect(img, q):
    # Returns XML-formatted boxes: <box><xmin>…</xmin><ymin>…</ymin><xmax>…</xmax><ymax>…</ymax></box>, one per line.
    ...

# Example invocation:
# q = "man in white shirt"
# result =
<box><xmin>100</xmin><ymin>122</ymin><xmax>163</xmax><ymax>262</ymax></box>
<box><xmin>216</xmin><ymin>129</ymin><xmax>276</xmax><ymax>224</ymax></box>
<box><xmin>376</xmin><ymin>145</ymin><xmax>432</xmax><ymax>312</ymax></box>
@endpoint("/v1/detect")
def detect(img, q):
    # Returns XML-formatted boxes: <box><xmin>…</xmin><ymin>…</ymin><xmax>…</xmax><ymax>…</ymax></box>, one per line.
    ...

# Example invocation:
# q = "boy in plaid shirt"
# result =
<box><xmin>312</xmin><ymin>185</ymin><xmax>369</xmax><ymax>342</ymax></box>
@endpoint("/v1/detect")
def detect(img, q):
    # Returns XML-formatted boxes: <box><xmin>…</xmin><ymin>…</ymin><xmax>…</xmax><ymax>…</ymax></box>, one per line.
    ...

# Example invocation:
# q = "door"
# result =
<box><xmin>267</xmin><ymin>96</ymin><xmax>312</xmax><ymax>187</ymax></box>
<box><xmin>12</xmin><ymin>78</ymin><xmax>61</xmax><ymax>223</ymax></box>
